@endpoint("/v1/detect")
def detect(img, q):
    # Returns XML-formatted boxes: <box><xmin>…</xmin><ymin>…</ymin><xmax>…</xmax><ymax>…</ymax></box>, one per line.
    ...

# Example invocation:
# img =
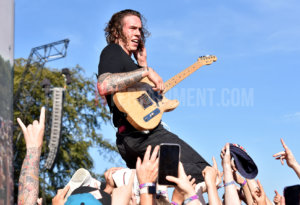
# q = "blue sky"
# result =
<box><xmin>15</xmin><ymin>0</ymin><xmax>300</xmax><ymax>200</ymax></box>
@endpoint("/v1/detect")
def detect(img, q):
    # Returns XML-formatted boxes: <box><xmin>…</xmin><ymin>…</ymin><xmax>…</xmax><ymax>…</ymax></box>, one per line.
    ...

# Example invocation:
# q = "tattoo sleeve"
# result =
<box><xmin>98</xmin><ymin>67</ymin><xmax>147</xmax><ymax>95</ymax></box>
<box><xmin>18</xmin><ymin>147</ymin><xmax>41</xmax><ymax>205</ymax></box>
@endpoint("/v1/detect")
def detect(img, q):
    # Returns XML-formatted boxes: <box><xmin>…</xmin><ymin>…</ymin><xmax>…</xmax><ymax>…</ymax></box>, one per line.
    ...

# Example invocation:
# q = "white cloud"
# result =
<box><xmin>284</xmin><ymin>112</ymin><xmax>300</xmax><ymax>120</ymax></box>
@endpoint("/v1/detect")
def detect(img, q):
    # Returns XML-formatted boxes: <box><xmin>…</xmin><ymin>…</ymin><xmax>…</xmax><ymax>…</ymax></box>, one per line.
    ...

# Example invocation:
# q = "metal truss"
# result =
<box><xmin>13</xmin><ymin>39</ymin><xmax>70</xmax><ymax>110</ymax></box>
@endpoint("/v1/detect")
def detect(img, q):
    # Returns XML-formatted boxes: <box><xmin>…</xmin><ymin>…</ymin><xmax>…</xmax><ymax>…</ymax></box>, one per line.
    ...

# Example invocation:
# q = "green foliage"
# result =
<box><xmin>13</xmin><ymin>58</ymin><xmax>118</xmax><ymax>204</ymax></box>
<box><xmin>0</xmin><ymin>55</ymin><xmax>13</xmax><ymax>119</ymax></box>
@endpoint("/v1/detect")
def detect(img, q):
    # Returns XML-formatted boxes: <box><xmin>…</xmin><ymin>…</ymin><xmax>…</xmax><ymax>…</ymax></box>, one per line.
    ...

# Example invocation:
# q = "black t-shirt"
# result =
<box><xmin>98</xmin><ymin>43</ymin><xmax>140</xmax><ymax>127</ymax></box>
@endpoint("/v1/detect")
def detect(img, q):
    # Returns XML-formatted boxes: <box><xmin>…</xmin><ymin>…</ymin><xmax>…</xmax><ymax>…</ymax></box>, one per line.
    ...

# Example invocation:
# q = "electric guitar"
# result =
<box><xmin>113</xmin><ymin>55</ymin><xmax>217</xmax><ymax>131</ymax></box>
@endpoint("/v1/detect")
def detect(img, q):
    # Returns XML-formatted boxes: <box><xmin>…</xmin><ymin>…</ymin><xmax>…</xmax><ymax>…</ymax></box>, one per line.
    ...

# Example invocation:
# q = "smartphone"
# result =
<box><xmin>158</xmin><ymin>143</ymin><xmax>181</xmax><ymax>186</ymax></box>
<box><xmin>284</xmin><ymin>184</ymin><xmax>300</xmax><ymax>205</ymax></box>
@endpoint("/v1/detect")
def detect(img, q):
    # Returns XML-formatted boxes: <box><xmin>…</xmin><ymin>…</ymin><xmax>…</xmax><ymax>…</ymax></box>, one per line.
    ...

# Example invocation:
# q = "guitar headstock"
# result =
<box><xmin>198</xmin><ymin>55</ymin><xmax>217</xmax><ymax>65</ymax></box>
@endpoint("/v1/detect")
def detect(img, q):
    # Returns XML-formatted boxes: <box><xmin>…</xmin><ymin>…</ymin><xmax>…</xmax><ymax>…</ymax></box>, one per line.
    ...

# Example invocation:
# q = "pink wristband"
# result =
<box><xmin>241</xmin><ymin>179</ymin><xmax>247</xmax><ymax>187</ymax></box>
<box><xmin>183</xmin><ymin>194</ymin><xmax>199</xmax><ymax>205</ymax></box>
<box><xmin>139</xmin><ymin>182</ymin><xmax>156</xmax><ymax>189</ymax></box>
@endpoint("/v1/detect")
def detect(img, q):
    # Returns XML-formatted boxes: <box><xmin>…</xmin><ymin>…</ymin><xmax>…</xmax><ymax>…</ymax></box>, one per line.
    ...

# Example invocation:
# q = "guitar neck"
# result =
<box><xmin>163</xmin><ymin>60</ymin><xmax>205</xmax><ymax>94</ymax></box>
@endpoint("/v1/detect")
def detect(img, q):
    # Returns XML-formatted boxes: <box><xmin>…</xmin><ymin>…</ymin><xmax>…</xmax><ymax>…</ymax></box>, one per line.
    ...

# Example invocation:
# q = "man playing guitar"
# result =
<box><xmin>97</xmin><ymin>9</ymin><xmax>210</xmax><ymax>184</ymax></box>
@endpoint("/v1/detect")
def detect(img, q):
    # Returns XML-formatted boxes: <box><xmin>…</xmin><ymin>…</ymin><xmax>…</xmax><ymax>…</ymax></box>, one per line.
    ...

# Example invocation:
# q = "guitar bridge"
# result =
<box><xmin>137</xmin><ymin>93</ymin><xmax>153</xmax><ymax>109</ymax></box>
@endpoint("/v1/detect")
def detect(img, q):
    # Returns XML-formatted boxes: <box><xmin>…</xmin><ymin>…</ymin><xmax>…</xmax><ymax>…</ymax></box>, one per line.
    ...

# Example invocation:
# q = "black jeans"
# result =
<box><xmin>116</xmin><ymin>123</ymin><xmax>210</xmax><ymax>183</ymax></box>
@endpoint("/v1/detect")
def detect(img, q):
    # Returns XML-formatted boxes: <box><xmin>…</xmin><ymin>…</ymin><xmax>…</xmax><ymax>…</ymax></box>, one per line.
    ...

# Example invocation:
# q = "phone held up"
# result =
<box><xmin>158</xmin><ymin>143</ymin><xmax>181</xmax><ymax>186</ymax></box>
<box><xmin>284</xmin><ymin>184</ymin><xmax>300</xmax><ymax>205</ymax></box>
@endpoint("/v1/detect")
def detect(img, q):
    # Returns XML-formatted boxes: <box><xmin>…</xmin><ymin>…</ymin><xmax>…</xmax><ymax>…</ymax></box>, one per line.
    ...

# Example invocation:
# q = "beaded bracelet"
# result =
<box><xmin>183</xmin><ymin>195</ymin><xmax>199</xmax><ymax>205</ymax></box>
<box><xmin>224</xmin><ymin>180</ymin><xmax>235</xmax><ymax>187</ymax></box>
<box><xmin>139</xmin><ymin>182</ymin><xmax>156</xmax><ymax>189</ymax></box>
<box><xmin>171</xmin><ymin>202</ymin><xmax>179</xmax><ymax>205</ymax></box>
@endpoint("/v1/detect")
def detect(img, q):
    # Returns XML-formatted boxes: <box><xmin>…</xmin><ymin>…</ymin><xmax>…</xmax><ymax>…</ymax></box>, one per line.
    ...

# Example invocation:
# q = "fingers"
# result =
<box><xmin>127</xmin><ymin>170</ymin><xmax>136</xmax><ymax>188</ymax></box>
<box><xmin>273</xmin><ymin>151</ymin><xmax>286</xmax><ymax>157</ymax></box>
<box><xmin>150</xmin><ymin>145</ymin><xmax>159</xmax><ymax>161</ymax></box>
<box><xmin>257</xmin><ymin>179</ymin><xmax>265</xmax><ymax>195</ymax></box>
<box><xmin>166</xmin><ymin>175</ymin><xmax>178</xmax><ymax>185</ymax></box>
<box><xmin>17</xmin><ymin>118</ymin><xmax>28</xmax><ymax>137</ymax></box>
<box><xmin>190</xmin><ymin>177</ymin><xmax>196</xmax><ymax>186</ymax></box>
<box><xmin>136</xmin><ymin>157</ymin><xmax>141</xmax><ymax>170</ymax></box>
<box><xmin>60</xmin><ymin>185</ymin><xmax>70</xmax><ymax>197</ymax></box>
<box><xmin>37</xmin><ymin>198</ymin><xmax>43</xmax><ymax>205</ymax></box>
<box><xmin>33</xmin><ymin>120</ymin><xmax>39</xmax><ymax>127</ymax></box>
<box><xmin>143</xmin><ymin>145</ymin><xmax>151</xmax><ymax>161</ymax></box>
<box><xmin>212</xmin><ymin>156</ymin><xmax>218</xmax><ymax>170</ymax></box>
<box><xmin>225</xmin><ymin>143</ymin><xmax>230</xmax><ymax>155</ymax></box>
<box><xmin>39</xmin><ymin>107</ymin><xmax>45</xmax><ymax>126</ymax></box>
<box><xmin>280</xmin><ymin>157</ymin><xmax>285</xmax><ymax>165</ymax></box>
<box><xmin>27</xmin><ymin>124</ymin><xmax>33</xmax><ymax>139</ymax></box>
<box><xmin>280</xmin><ymin>138</ymin><xmax>288</xmax><ymax>150</ymax></box>
<box><xmin>178</xmin><ymin>162</ymin><xmax>187</xmax><ymax>178</ymax></box>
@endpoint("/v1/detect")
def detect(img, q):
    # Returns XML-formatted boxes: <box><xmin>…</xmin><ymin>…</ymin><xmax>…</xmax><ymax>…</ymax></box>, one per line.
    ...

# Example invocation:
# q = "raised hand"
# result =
<box><xmin>273</xmin><ymin>190</ymin><xmax>282</xmax><ymax>205</ymax></box>
<box><xmin>251</xmin><ymin>180</ymin><xmax>267</xmax><ymax>205</ymax></box>
<box><xmin>202</xmin><ymin>157</ymin><xmax>220</xmax><ymax>187</ymax></box>
<box><xmin>17</xmin><ymin>107</ymin><xmax>46</xmax><ymax>205</ymax></box>
<box><xmin>172</xmin><ymin>175</ymin><xmax>196</xmax><ymax>204</ymax></box>
<box><xmin>136</xmin><ymin>145</ymin><xmax>159</xmax><ymax>184</ymax></box>
<box><xmin>202</xmin><ymin>157</ymin><xmax>222</xmax><ymax>205</ymax></box>
<box><xmin>146</xmin><ymin>67</ymin><xmax>165</xmax><ymax>93</ymax></box>
<box><xmin>221</xmin><ymin>143</ymin><xmax>231</xmax><ymax>169</ymax></box>
<box><xmin>166</xmin><ymin>162</ymin><xmax>197</xmax><ymax>199</ymax></box>
<box><xmin>273</xmin><ymin>138</ymin><xmax>300</xmax><ymax>178</ymax></box>
<box><xmin>273</xmin><ymin>138</ymin><xmax>297</xmax><ymax>167</ymax></box>
<box><xmin>133</xmin><ymin>44</ymin><xmax>147</xmax><ymax>67</ymax></box>
<box><xmin>112</xmin><ymin>171</ymin><xmax>136</xmax><ymax>205</ymax></box>
<box><xmin>17</xmin><ymin>106</ymin><xmax>45</xmax><ymax>149</ymax></box>
<box><xmin>103</xmin><ymin>167</ymin><xmax>124</xmax><ymax>194</ymax></box>
<box><xmin>52</xmin><ymin>185</ymin><xmax>70</xmax><ymax>205</ymax></box>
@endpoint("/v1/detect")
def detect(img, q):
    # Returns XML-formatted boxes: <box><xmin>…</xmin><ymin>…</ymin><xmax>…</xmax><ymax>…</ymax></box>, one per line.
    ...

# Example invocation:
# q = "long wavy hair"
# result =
<box><xmin>105</xmin><ymin>9</ymin><xmax>150</xmax><ymax>45</ymax></box>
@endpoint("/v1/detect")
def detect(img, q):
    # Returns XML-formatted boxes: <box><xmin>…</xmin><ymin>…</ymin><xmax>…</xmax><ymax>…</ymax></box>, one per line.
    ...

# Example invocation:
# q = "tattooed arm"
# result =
<box><xmin>17</xmin><ymin>107</ymin><xmax>45</xmax><ymax>205</ymax></box>
<box><xmin>97</xmin><ymin>67</ymin><xmax>164</xmax><ymax>96</ymax></box>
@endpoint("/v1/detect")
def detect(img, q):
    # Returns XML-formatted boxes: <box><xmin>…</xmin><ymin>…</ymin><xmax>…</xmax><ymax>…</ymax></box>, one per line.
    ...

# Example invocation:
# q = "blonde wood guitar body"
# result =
<box><xmin>113</xmin><ymin>77</ymin><xmax>179</xmax><ymax>131</ymax></box>
<box><xmin>113</xmin><ymin>55</ymin><xmax>217</xmax><ymax>131</ymax></box>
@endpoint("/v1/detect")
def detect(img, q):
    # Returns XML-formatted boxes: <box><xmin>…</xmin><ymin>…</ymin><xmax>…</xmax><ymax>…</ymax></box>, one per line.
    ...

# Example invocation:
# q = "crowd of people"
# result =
<box><xmin>14</xmin><ymin>8</ymin><xmax>300</xmax><ymax>205</ymax></box>
<box><xmin>16</xmin><ymin>107</ymin><xmax>300</xmax><ymax>205</ymax></box>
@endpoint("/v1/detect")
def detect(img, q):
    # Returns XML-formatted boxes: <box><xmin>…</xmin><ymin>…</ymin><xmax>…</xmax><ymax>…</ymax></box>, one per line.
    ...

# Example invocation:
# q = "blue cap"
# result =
<box><xmin>65</xmin><ymin>193</ymin><xmax>102</xmax><ymax>205</ymax></box>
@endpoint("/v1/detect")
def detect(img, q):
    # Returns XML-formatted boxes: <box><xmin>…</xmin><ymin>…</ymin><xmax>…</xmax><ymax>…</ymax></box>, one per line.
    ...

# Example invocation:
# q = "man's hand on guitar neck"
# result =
<box><xmin>144</xmin><ymin>67</ymin><xmax>165</xmax><ymax>93</ymax></box>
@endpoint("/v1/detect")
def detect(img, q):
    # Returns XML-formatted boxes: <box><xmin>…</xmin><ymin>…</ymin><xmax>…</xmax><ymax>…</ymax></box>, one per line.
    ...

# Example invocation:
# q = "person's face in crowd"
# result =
<box><xmin>118</xmin><ymin>15</ymin><xmax>142</xmax><ymax>55</ymax></box>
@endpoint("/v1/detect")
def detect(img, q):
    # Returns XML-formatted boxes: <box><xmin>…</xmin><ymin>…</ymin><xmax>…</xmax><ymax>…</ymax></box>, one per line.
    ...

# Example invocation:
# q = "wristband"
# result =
<box><xmin>183</xmin><ymin>195</ymin><xmax>199</xmax><ymax>205</ymax></box>
<box><xmin>171</xmin><ymin>202</ymin><xmax>179</xmax><ymax>205</ymax></box>
<box><xmin>224</xmin><ymin>180</ymin><xmax>235</xmax><ymax>187</ymax></box>
<box><xmin>241</xmin><ymin>179</ymin><xmax>247</xmax><ymax>187</ymax></box>
<box><xmin>139</xmin><ymin>182</ymin><xmax>156</xmax><ymax>189</ymax></box>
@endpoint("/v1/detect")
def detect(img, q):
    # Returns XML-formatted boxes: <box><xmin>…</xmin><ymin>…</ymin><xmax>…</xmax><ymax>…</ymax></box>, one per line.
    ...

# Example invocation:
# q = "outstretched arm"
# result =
<box><xmin>202</xmin><ymin>157</ymin><xmax>222</xmax><ymax>205</ymax></box>
<box><xmin>136</xmin><ymin>145</ymin><xmax>160</xmax><ymax>205</ymax></box>
<box><xmin>221</xmin><ymin>143</ymin><xmax>240</xmax><ymax>205</ymax></box>
<box><xmin>17</xmin><ymin>107</ymin><xmax>45</xmax><ymax>205</ymax></box>
<box><xmin>273</xmin><ymin>138</ymin><xmax>300</xmax><ymax>178</ymax></box>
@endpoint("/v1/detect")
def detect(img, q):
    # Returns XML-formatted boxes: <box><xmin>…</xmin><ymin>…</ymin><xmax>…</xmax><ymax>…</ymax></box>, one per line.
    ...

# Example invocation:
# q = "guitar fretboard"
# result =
<box><xmin>163</xmin><ymin>56</ymin><xmax>216</xmax><ymax>94</ymax></box>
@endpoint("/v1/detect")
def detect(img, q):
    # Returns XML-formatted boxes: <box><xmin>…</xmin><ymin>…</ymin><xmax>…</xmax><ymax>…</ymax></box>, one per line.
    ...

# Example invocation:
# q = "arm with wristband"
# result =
<box><xmin>136</xmin><ymin>145</ymin><xmax>160</xmax><ymax>205</ymax></box>
<box><xmin>233</xmin><ymin>170</ymin><xmax>253</xmax><ymax>205</ymax></box>
<box><xmin>221</xmin><ymin>143</ymin><xmax>240</xmax><ymax>205</ymax></box>
<box><xmin>167</xmin><ymin>162</ymin><xmax>203</xmax><ymax>205</ymax></box>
